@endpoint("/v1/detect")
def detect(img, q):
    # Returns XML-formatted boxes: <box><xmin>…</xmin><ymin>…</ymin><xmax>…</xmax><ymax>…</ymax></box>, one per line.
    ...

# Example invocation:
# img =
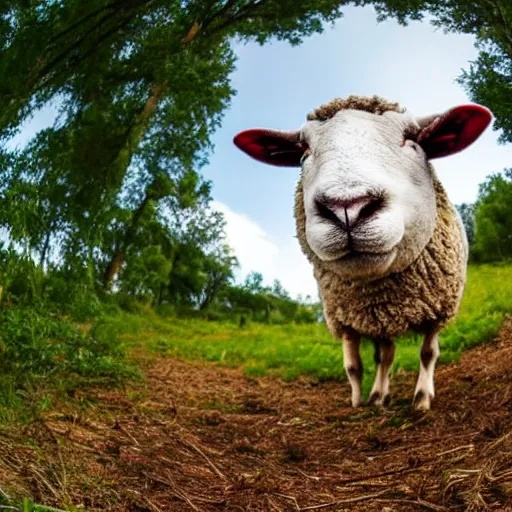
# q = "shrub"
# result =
<box><xmin>0</xmin><ymin>306</ymin><xmax>139</xmax><ymax>422</ymax></box>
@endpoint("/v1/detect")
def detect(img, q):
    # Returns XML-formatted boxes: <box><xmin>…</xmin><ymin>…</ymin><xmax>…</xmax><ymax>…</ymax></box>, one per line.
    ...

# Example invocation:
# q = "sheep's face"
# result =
<box><xmin>299</xmin><ymin>109</ymin><xmax>436</xmax><ymax>279</ymax></box>
<box><xmin>234</xmin><ymin>102</ymin><xmax>491</xmax><ymax>281</ymax></box>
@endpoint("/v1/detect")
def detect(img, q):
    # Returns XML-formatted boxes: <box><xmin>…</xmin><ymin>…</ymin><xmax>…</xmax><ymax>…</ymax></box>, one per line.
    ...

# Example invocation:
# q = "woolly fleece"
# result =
<box><xmin>295</xmin><ymin>96</ymin><xmax>467</xmax><ymax>340</ymax></box>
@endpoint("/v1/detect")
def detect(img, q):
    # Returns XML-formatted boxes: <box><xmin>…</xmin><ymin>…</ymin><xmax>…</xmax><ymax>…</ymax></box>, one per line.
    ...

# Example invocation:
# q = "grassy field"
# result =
<box><xmin>99</xmin><ymin>263</ymin><xmax>512</xmax><ymax>393</ymax></box>
<box><xmin>0</xmin><ymin>263</ymin><xmax>510</xmax><ymax>423</ymax></box>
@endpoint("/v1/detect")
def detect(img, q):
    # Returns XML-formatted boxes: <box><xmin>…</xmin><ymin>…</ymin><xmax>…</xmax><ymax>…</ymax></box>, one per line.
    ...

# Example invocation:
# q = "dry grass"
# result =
<box><xmin>1</xmin><ymin>320</ymin><xmax>511</xmax><ymax>511</ymax></box>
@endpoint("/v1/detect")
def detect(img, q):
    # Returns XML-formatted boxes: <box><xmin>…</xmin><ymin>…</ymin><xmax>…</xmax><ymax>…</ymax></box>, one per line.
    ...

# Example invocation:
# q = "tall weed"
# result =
<box><xmin>0</xmin><ymin>306</ymin><xmax>139</xmax><ymax>422</ymax></box>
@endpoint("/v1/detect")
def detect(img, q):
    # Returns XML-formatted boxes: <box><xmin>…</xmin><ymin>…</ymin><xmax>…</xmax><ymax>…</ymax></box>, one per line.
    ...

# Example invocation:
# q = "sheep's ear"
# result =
<box><xmin>233</xmin><ymin>129</ymin><xmax>305</xmax><ymax>167</ymax></box>
<box><xmin>415</xmin><ymin>105</ymin><xmax>492</xmax><ymax>159</ymax></box>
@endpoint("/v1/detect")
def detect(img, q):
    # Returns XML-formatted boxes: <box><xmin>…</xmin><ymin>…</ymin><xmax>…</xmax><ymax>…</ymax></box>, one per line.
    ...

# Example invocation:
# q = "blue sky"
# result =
<box><xmin>204</xmin><ymin>5</ymin><xmax>511</xmax><ymax>299</ymax></box>
<box><xmin>10</xmin><ymin>5</ymin><xmax>511</xmax><ymax>300</ymax></box>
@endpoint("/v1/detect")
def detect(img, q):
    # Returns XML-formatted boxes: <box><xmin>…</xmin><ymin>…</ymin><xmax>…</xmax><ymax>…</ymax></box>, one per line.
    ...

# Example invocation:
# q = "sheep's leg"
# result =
<box><xmin>413</xmin><ymin>329</ymin><xmax>440</xmax><ymax>410</ymax></box>
<box><xmin>342</xmin><ymin>330</ymin><xmax>363</xmax><ymax>407</ymax></box>
<box><xmin>367</xmin><ymin>338</ymin><xmax>395</xmax><ymax>406</ymax></box>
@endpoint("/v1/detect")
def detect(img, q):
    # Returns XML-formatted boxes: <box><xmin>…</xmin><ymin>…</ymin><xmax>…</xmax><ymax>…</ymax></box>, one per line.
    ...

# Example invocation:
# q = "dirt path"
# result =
<box><xmin>2</xmin><ymin>322</ymin><xmax>512</xmax><ymax>511</ymax></box>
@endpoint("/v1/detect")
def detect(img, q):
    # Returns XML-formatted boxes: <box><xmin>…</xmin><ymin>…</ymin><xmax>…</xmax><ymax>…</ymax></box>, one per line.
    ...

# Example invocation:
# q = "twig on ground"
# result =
<box><xmin>437</xmin><ymin>444</ymin><xmax>474</xmax><ymax>457</ymax></box>
<box><xmin>181</xmin><ymin>438</ymin><xmax>227</xmax><ymax>481</ymax></box>
<box><xmin>333</xmin><ymin>463</ymin><xmax>430</xmax><ymax>486</ymax></box>
<box><xmin>164</xmin><ymin>471</ymin><xmax>200</xmax><ymax>512</ymax></box>
<box><xmin>29</xmin><ymin>465</ymin><xmax>61</xmax><ymax>501</ymax></box>
<box><xmin>442</xmin><ymin>468</ymin><xmax>481</xmax><ymax>498</ymax></box>
<box><xmin>338</xmin><ymin>481</ymin><xmax>390</xmax><ymax>489</ymax></box>
<box><xmin>296</xmin><ymin>469</ymin><xmax>321</xmax><ymax>481</ymax></box>
<box><xmin>275</xmin><ymin>493</ymin><xmax>300</xmax><ymax>511</ymax></box>
<box><xmin>67</xmin><ymin>440</ymin><xmax>99</xmax><ymax>454</ymax></box>
<box><xmin>300</xmin><ymin>490</ymin><xmax>391</xmax><ymax>511</ymax></box>
<box><xmin>142</xmin><ymin>496</ymin><xmax>164</xmax><ymax>512</ymax></box>
<box><xmin>267</xmin><ymin>496</ymin><xmax>284</xmax><ymax>512</ymax></box>
<box><xmin>142</xmin><ymin>471</ymin><xmax>201</xmax><ymax>511</ymax></box>
<box><xmin>486</xmin><ymin>430</ymin><xmax>512</xmax><ymax>452</ymax></box>
<box><xmin>488</xmin><ymin>469</ymin><xmax>512</xmax><ymax>482</ymax></box>
<box><xmin>368</xmin><ymin>431</ymin><xmax>479</xmax><ymax>460</ymax></box>
<box><xmin>115</xmin><ymin>421</ymin><xmax>140</xmax><ymax>446</ymax></box>
<box><xmin>375</xmin><ymin>498</ymin><xmax>447</xmax><ymax>511</ymax></box>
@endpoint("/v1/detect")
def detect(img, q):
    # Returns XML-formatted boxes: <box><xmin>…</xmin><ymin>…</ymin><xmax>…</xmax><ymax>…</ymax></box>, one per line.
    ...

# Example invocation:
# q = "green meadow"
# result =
<box><xmin>102</xmin><ymin>263</ymin><xmax>512</xmax><ymax>386</ymax></box>
<box><xmin>0</xmin><ymin>264</ymin><xmax>510</xmax><ymax>423</ymax></box>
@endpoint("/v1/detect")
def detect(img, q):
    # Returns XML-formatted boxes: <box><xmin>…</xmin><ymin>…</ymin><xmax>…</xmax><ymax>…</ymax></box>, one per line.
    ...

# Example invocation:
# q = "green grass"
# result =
<box><xmin>0</xmin><ymin>493</ymin><xmax>68</xmax><ymax>512</ymax></box>
<box><xmin>0</xmin><ymin>306</ymin><xmax>140</xmax><ymax>423</ymax></box>
<box><xmin>439</xmin><ymin>263</ymin><xmax>512</xmax><ymax>351</ymax></box>
<box><xmin>102</xmin><ymin>264</ymin><xmax>512</xmax><ymax>388</ymax></box>
<box><xmin>1</xmin><ymin>264</ymin><xmax>509</xmax><ymax>421</ymax></box>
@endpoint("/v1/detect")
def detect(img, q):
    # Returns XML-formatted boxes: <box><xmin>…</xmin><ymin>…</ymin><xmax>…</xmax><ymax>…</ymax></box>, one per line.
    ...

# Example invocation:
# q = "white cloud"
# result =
<box><xmin>211</xmin><ymin>200</ymin><xmax>319</xmax><ymax>300</ymax></box>
<box><xmin>212</xmin><ymin>199</ymin><xmax>279</xmax><ymax>268</ymax></box>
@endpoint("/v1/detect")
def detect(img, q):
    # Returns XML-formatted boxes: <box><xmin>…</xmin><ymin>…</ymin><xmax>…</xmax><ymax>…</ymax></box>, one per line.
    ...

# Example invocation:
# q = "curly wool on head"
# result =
<box><xmin>306</xmin><ymin>94</ymin><xmax>405</xmax><ymax>122</ymax></box>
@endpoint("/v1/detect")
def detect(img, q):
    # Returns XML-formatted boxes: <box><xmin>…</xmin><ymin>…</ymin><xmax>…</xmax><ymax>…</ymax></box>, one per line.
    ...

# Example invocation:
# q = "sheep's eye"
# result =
<box><xmin>300</xmin><ymin>149</ymin><xmax>311</xmax><ymax>166</ymax></box>
<box><xmin>401</xmin><ymin>126</ymin><xmax>419</xmax><ymax>151</ymax></box>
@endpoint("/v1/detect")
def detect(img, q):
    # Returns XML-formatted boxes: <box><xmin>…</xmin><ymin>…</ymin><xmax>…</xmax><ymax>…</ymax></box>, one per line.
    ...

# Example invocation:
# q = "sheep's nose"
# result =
<box><xmin>315</xmin><ymin>195</ymin><xmax>383</xmax><ymax>230</ymax></box>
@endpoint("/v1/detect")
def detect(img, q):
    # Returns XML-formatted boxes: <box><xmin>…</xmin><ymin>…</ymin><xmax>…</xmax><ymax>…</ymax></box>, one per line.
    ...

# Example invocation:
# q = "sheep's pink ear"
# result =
<box><xmin>416</xmin><ymin>105</ymin><xmax>492</xmax><ymax>159</ymax></box>
<box><xmin>233</xmin><ymin>129</ymin><xmax>306</xmax><ymax>167</ymax></box>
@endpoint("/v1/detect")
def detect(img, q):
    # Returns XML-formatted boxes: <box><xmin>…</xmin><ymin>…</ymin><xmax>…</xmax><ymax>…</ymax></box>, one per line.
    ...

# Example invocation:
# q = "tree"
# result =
<box><xmin>221</xmin><ymin>284</ymin><xmax>271</xmax><ymax>321</ymax></box>
<box><xmin>456</xmin><ymin>202</ymin><xmax>476</xmax><ymax>247</ymax></box>
<box><xmin>357</xmin><ymin>0</ymin><xmax>512</xmax><ymax>143</ymax></box>
<box><xmin>197</xmin><ymin>246</ymin><xmax>238</xmax><ymax>310</ymax></box>
<box><xmin>271</xmin><ymin>279</ymin><xmax>291</xmax><ymax>299</ymax></box>
<box><xmin>160</xmin><ymin>191</ymin><xmax>235</xmax><ymax>308</ymax></box>
<box><xmin>0</xmin><ymin>0</ymin><xmax>352</xmax><ymax>298</ymax></box>
<box><xmin>0</xmin><ymin>0</ymin><xmax>348</xmax><ymax>136</ymax></box>
<box><xmin>243</xmin><ymin>272</ymin><xmax>266</xmax><ymax>294</ymax></box>
<box><xmin>472</xmin><ymin>168</ymin><xmax>512</xmax><ymax>261</ymax></box>
<box><xmin>119</xmin><ymin>244</ymin><xmax>172</xmax><ymax>300</ymax></box>
<box><xmin>0</xmin><ymin>40</ymin><xmax>236</xmax><ymax>288</ymax></box>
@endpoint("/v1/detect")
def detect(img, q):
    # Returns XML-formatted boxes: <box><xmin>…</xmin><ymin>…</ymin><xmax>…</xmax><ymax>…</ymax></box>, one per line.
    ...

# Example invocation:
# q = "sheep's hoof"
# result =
<box><xmin>364</xmin><ymin>392</ymin><xmax>390</xmax><ymax>407</ymax></box>
<box><xmin>413</xmin><ymin>390</ymin><xmax>433</xmax><ymax>411</ymax></box>
<box><xmin>351</xmin><ymin>396</ymin><xmax>364</xmax><ymax>408</ymax></box>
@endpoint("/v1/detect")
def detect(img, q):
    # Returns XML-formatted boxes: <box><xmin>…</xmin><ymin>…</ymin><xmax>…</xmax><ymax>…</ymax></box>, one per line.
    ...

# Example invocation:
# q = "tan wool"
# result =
<box><xmin>295</xmin><ymin>96</ymin><xmax>467</xmax><ymax>340</ymax></box>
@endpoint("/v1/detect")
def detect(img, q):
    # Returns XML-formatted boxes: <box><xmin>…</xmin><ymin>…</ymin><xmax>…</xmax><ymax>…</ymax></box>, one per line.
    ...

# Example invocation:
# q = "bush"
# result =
<box><xmin>154</xmin><ymin>303</ymin><xmax>176</xmax><ymax>318</ymax></box>
<box><xmin>43</xmin><ymin>272</ymin><xmax>105</xmax><ymax>321</ymax></box>
<box><xmin>67</xmin><ymin>285</ymin><xmax>104</xmax><ymax>321</ymax></box>
<box><xmin>0</xmin><ymin>251</ymin><xmax>45</xmax><ymax>305</ymax></box>
<box><xmin>116</xmin><ymin>294</ymin><xmax>149</xmax><ymax>314</ymax></box>
<box><xmin>0</xmin><ymin>306</ymin><xmax>139</xmax><ymax>422</ymax></box>
<box><xmin>269</xmin><ymin>309</ymin><xmax>287</xmax><ymax>325</ymax></box>
<box><xmin>294</xmin><ymin>307</ymin><xmax>318</xmax><ymax>324</ymax></box>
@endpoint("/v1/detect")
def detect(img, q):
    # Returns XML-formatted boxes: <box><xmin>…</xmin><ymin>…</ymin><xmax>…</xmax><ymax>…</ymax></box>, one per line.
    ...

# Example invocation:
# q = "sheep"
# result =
<box><xmin>233</xmin><ymin>95</ymin><xmax>492</xmax><ymax>410</ymax></box>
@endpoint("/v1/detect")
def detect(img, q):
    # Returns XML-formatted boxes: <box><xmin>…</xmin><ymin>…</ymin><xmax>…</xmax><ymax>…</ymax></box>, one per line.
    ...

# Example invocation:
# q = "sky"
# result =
<box><xmin>202</xmin><ymin>5</ymin><xmax>511</xmax><ymax>300</ymax></box>
<box><xmin>11</xmin><ymin>5</ymin><xmax>511</xmax><ymax>301</ymax></box>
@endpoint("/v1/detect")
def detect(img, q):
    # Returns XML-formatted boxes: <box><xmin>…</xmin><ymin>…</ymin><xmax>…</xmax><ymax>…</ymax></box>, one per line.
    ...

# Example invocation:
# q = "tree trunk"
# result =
<box><xmin>107</xmin><ymin>82</ymin><xmax>166</xmax><ymax>181</ymax></box>
<box><xmin>103</xmin><ymin>250</ymin><xmax>124</xmax><ymax>290</ymax></box>
<box><xmin>39</xmin><ymin>229</ymin><xmax>52</xmax><ymax>268</ymax></box>
<box><xmin>103</xmin><ymin>193</ymin><xmax>151</xmax><ymax>291</ymax></box>
<box><xmin>102</xmin><ymin>82</ymin><xmax>166</xmax><ymax>292</ymax></box>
